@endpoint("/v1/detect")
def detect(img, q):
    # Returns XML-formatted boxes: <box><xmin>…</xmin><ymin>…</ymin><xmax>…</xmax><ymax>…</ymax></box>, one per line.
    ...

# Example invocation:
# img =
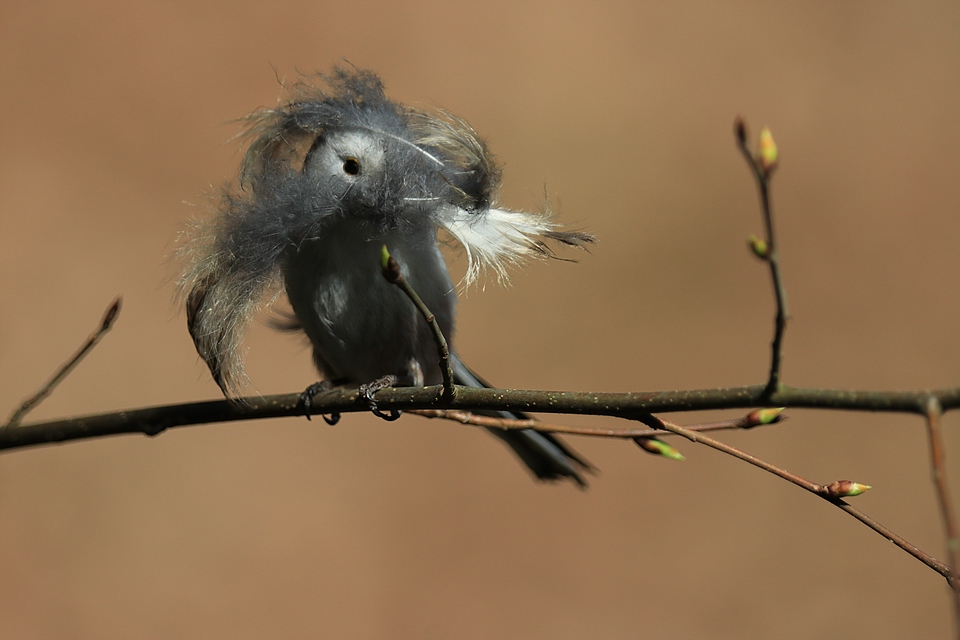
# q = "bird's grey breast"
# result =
<box><xmin>283</xmin><ymin>219</ymin><xmax>456</xmax><ymax>385</ymax></box>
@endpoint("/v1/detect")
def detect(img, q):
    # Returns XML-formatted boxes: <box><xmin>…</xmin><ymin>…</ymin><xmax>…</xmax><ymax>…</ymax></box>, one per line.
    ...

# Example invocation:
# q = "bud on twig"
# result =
<box><xmin>823</xmin><ymin>480</ymin><xmax>871</xmax><ymax>498</ymax></box>
<box><xmin>744</xmin><ymin>407</ymin><xmax>785</xmax><ymax>428</ymax></box>
<box><xmin>634</xmin><ymin>436</ymin><xmax>685</xmax><ymax>461</ymax></box>
<box><xmin>748</xmin><ymin>234</ymin><xmax>769</xmax><ymax>260</ymax></box>
<box><xmin>380</xmin><ymin>245</ymin><xmax>402</xmax><ymax>284</ymax></box>
<box><xmin>758</xmin><ymin>126</ymin><xmax>778</xmax><ymax>174</ymax></box>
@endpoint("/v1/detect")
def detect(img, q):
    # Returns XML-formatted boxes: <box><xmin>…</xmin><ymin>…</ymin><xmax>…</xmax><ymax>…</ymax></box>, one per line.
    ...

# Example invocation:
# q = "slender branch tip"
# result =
<box><xmin>101</xmin><ymin>296</ymin><xmax>122</xmax><ymax>332</ymax></box>
<box><xmin>735</xmin><ymin>116</ymin><xmax>747</xmax><ymax>146</ymax></box>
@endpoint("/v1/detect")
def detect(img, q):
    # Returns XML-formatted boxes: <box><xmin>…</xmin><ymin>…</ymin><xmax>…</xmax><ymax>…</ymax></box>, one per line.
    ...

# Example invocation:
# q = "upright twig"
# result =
<box><xmin>379</xmin><ymin>246</ymin><xmax>456</xmax><ymax>400</ymax></box>
<box><xmin>736</xmin><ymin>119</ymin><xmax>788</xmax><ymax>396</ymax></box>
<box><xmin>3</xmin><ymin>296</ymin><xmax>122</xmax><ymax>428</ymax></box>
<box><xmin>924</xmin><ymin>397</ymin><xmax>960</xmax><ymax>630</ymax></box>
<box><xmin>732</xmin><ymin>121</ymin><xmax>958</xmax><ymax>589</ymax></box>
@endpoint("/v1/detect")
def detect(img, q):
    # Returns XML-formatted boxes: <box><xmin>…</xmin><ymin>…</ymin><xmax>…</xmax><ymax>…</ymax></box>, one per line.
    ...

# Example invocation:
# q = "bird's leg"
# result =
<box><xmin>300</xmin><ymin>380</ymin><xmax>341</xmax><ymax>425</ymax></box>
<box><xmin>359</xmin><ymin>374</ymin><xmax>401</xmax><ymax>421</ymax></box>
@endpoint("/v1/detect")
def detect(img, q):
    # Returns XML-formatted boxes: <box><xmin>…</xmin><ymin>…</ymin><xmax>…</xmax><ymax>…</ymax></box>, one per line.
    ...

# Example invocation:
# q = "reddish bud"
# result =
<box><xmin>744</xmin><ymin>407</ymin><xmax>785</xmax><ymax>427</ymax></box>
<box><xmin>634</xmin><ymin>436</ymin><xmax>685</xmax><ymax>461</ymax></box>
<box><xmin>823</xmin><ymin>480</ymin><xmax>871</xmax><ymax>497</ymax></box>
<box><xmin>380</xmin><ymin>245</ymin><xmax>402</xmax><ymax>283</ymax></box>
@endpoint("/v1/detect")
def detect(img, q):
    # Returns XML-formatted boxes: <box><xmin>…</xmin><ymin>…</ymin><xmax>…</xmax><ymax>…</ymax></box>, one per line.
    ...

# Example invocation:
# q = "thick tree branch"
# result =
<box><xmin>4</xmin><ymin>383</ymin><xmax>960</xmax><ymax>452</ymax></box>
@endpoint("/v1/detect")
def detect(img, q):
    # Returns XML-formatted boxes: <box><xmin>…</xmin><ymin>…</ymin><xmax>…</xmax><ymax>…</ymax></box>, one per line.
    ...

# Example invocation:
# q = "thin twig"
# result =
<box><xmin>924</xmin><ymin>398</ymin><xmax>960</xmax><ymax>623</ymax></box>
<box><xmin>736</xmin><ymin>119</ymin><xmax>788</xmax><ymax>396</ymax></box>
<box><xmin>637</xmin><ymin>413</ymin><xmax>953</xmax><ymax>583</ymax></box>
<box><xmin>407</xmin><ymin>408</ymin><xmax>781</xmax><ymax>439</ymax></box>
<box><xmin>4</xmin><ymin>296</ymin><xmax>122</xmax><ymax>428</ymax></box>
<box><xmin>380</xmin><ymin>247</ymin><xmax>456</xmax><ymax>400</ymax></box>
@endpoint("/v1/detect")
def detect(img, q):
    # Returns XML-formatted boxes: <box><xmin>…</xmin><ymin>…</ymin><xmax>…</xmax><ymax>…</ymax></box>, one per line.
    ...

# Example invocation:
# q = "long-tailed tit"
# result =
<box><xmin>178</xmin><ymin>68</ymin><xmax>594</xmax><ymax>485</ymax></box>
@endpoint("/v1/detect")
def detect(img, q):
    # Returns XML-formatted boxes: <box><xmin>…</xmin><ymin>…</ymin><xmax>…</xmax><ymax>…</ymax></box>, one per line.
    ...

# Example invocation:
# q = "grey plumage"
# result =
<box><xmin>178</xmin><ymin>68</ymin><xmax>594</xmax><ymax>485</ymax></box>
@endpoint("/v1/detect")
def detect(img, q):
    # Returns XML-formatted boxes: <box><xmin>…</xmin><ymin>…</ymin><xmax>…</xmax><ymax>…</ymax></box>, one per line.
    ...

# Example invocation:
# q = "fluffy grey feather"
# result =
<box><xmin>177</xmin><ymin>67</ymin><xmax>594</xmax><ymax>484</ymax></box>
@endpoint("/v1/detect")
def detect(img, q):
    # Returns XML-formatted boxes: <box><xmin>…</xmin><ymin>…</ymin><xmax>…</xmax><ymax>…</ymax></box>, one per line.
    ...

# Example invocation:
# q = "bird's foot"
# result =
<box><xmin>300</xmin><ymin>380</ymin><xmax>341</xmax><ymax>425</ymax></box>
<box><xmin>359</xmin><ymin>375</ymin><xmax>401</xmax><ymax>421</ymax></box>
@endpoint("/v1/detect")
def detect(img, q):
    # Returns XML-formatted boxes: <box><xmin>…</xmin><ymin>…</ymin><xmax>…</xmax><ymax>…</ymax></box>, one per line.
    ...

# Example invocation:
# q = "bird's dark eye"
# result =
<box><xmin>342</xmin><ymin>157</ymin><xmax>361</xmax><ymax>176</ymax></box>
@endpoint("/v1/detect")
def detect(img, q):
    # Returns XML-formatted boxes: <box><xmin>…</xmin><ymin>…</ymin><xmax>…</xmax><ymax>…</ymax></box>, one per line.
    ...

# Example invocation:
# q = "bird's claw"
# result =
<box><xmin>359</xmin><ymin>375</ymin><xmax>401</xmax><ymax>421</ymax></box>
<box><xmin>370</xmin><ymin>406</ymin><xmax>402</xmax><ymax>421</ymax></box>
<box><xmin>300</xmin><ymin>380</ymin><xmax>341</xmax><ymax>425</ymax></box>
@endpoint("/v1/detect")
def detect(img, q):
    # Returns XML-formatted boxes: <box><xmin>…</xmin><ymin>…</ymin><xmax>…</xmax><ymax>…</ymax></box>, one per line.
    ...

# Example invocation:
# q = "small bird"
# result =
<box><xmin>178</xmin><ymin>68</ymin><xmax>594</xmax><ymax>486</ymax></box>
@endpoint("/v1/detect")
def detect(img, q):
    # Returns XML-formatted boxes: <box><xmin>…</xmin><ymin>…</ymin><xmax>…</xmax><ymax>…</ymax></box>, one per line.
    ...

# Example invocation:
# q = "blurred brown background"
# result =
<box><xmin>1</xmin><ymin>1</ymin><xmax>958</xmax><ymax>638</ymax></box>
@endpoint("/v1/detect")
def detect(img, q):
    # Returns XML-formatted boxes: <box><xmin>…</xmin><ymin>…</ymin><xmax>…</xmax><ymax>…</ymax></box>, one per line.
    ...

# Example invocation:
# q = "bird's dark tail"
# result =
<box><xmin>450</xmin><ymin>355</ymin><xmax>594</xmax><ymax>488</ymax></box>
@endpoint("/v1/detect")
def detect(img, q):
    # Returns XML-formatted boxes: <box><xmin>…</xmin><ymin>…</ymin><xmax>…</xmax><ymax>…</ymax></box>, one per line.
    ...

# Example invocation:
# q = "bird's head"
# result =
<box><xmin>237</xmin><ymin>68</ymin><xmax>500</xmax><ymax>239</ymax></box>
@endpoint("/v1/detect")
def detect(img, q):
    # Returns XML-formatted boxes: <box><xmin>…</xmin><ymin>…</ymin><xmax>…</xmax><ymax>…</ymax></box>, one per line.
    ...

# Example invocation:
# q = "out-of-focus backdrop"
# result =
<box><xmin>1</xmin><ymin>2</ymin><xmax>958</xmax><ymax>638</ymax></box>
